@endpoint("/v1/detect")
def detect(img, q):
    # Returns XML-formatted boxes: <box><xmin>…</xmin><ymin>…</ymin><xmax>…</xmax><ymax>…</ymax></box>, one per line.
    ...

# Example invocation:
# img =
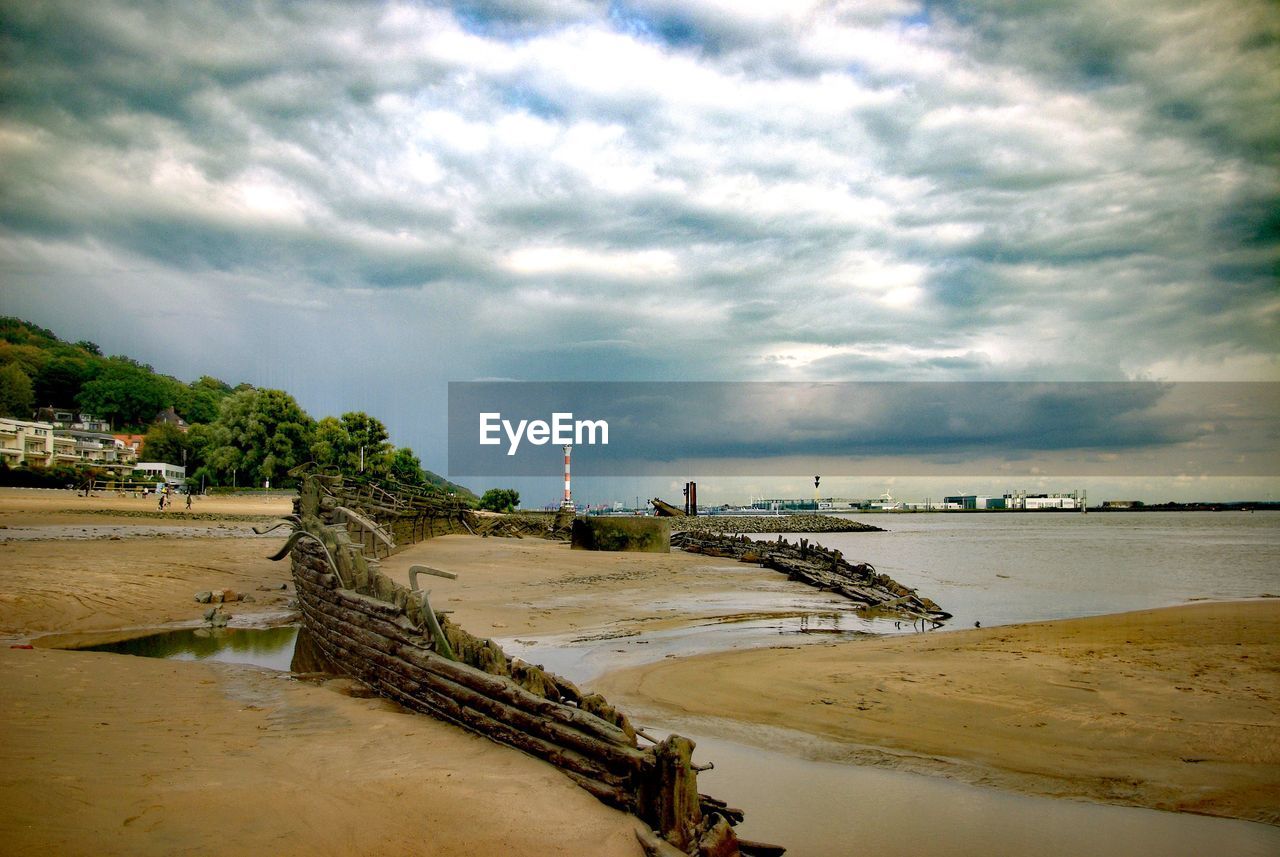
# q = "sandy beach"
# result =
<box><xmin>2</xmin><ymin>488</ymin><xmax>1278</xmax><ymax>855</ymax></box>
<box><xmin>0</xmin><ymin>490</ymin><xmax>645</xmax><ymax>857</ymax></box>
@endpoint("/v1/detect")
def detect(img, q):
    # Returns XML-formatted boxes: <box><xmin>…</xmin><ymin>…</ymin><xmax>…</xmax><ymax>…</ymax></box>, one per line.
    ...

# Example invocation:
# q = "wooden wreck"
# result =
<box><xmin>672</xmin><ymin>530</ymin><xmax>951</xmax><ymax>623</ymax></box>
<box><xmin>273</xmin><ymin>473</ymin><xmax>780</xmax><ymax>857</ymax></box>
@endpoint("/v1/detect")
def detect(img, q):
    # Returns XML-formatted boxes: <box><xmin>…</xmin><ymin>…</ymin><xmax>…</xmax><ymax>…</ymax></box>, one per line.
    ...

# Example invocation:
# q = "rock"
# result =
<box><xmin>194</xmin><ymin>591</ymin><xmax>212</xmax><ymax>604</ymax></box>
<box><xmin>202</xmin><ymin>607</ymin><xmax>218</xmax><ymax>621</ymax></box>
<box><xmin>210</xmin><ymin>611</ymin><xmax>229</xmax><ymax>627</ymax></box>
<box><xmin>209</xmin><ymin>590</ymin><xmax>225</xmax><ymax>603</ymax></box>
<box><xmin>222</xmin><ymin>589</ymin><xmax>239</xmax><ymax>602</ymax></box>
<box><xmin>241</xmin><ymin>594</ymin><xmax>255</xmax><ymax>603</ymax></box>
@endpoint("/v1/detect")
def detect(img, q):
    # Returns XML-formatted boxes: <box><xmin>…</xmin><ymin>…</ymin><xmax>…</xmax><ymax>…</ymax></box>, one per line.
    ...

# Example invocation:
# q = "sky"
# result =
<box><xmin>1</xmin><ymin>0</ymin><xmax>1277</xmax><ymax>504</ymax></box>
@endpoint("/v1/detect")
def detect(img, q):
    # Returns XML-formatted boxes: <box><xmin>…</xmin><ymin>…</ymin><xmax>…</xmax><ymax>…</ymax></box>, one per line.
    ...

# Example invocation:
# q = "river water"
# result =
<box><xmin>787</xmin><ymin>510</ymin><xmax>1280</xmax><ymax>629</ymax></box>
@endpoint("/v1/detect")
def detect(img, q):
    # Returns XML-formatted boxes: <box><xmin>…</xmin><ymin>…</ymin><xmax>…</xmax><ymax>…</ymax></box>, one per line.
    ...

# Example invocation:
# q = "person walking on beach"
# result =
<box><xmin>185</xmin><ymin>491</ymin><xmax>192</xmax><ymax>511</ymax></box>
<box><xmin>158</xmin><ymin>490</ymin><xmax>166</xmax><ymax>511</ymax></box>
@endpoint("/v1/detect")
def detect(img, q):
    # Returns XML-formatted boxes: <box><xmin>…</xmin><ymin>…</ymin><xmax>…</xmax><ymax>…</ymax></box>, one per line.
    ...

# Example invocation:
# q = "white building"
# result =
<box><xmin>1005</xmin><ymin>491</ymin><xmax>1080</xmax><ymax>510</ymax></box>
<box><xmin>134</xmin><ymin>461</ymin><xmax>187</xmax><ymax>486</ymax></box>
<box><xmin>0</xmin><ymin>418</ymin><xmax>76</xmax><ymax>468</ymax></box>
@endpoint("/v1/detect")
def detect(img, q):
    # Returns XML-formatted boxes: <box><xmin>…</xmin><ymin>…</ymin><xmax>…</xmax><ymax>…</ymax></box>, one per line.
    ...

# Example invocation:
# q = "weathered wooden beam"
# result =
<box><xmin>295</xmin><ymin>590</ymin><xmax>646</xmax><ymax>773</ymax></box>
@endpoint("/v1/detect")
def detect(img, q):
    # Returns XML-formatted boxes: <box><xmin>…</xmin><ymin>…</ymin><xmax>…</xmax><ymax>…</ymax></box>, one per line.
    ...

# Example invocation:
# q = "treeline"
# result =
<box><xmin>0</xmin><ymin>317</ymin><xmax>473</xmax><ymax>498</ymax></box>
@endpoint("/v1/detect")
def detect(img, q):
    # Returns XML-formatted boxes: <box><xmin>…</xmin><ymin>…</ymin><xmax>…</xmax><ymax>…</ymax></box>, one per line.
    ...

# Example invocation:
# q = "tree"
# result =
<box><xmin>176</xmin><ymin>375</ymin><xmax>234</xmax><ymax>425</ymax></box>
<box><xmin>140</xmin><ymin>422</ymin><xmax>189</xmax><ymax>466</ymax></box>
<box><xmin>75</xmin><ymin>358</ymin><xmax>182</xmax><ymax>428</ymax></box>
<box><xmin>478</xmin><ymin>488</ymin><xmax>520</xmax><ymax>513</ymax></box>
<box><xmin>340</xmin><ymin>411</ymin><xmax>392</xmax><ymax>476</ymax></box>
<box><xmin>203</xmin><ymin>388</ymin><xmax>315</xmax><ymax>487</ymax></box>
<box><xmin>308</xmin><ymin>412</ymin><xmax>393</xmax><ymax>477</ymax></box>
<box><xmin>310</xmin><ymin>416</ymin><xmax>349</xmax><ymax>471</ymax></box>
<box><xmin>0</xmin><ymin>363</ymin><xmax>34</xmax><ymax>417</ymax></box>
<box><xmin>34</xmin><ymin>354</ymin><xmax>101</xmax><ymax>408</ymax></box>
<box><xmin>389</xmin><ymin>446</ymin><xmax>425</xmax><ymax>485</ymax></box>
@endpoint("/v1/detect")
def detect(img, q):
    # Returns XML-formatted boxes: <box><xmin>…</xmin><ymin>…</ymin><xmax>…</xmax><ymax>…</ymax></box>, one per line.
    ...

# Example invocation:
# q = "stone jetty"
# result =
<box><xmin>669</xmin><ymin>514</ymin><xmax>883</xmax><ymax>535</ymax></box>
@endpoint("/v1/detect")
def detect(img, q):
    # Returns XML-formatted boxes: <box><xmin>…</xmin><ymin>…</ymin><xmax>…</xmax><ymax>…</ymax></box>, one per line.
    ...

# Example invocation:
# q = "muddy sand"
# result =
<box><xmin>1</xmin><ymin>489</ymin><xmax>1277</xmax><ymax>854</ymax></box>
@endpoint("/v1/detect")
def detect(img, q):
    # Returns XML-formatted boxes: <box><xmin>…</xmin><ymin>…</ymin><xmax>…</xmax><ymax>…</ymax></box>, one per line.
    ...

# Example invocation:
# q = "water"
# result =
<box><xmin>778</xmin><ymin>511</ymin><xmax>1280</xmax><ymax>629</ymax></box>
<box><xmin>505</xmin><ymin>513</ymin><xmax>1280</xmax><ymax>681</ymax></box>
<box><xmin>81</xmin><ymin>626</ymin><xmax>300</xmax><ymax>671</ymax></box>
<box><xmin>689</xmin><ymin>732</ymin><xmax>1280</xmax><ymax>857</ymax></box>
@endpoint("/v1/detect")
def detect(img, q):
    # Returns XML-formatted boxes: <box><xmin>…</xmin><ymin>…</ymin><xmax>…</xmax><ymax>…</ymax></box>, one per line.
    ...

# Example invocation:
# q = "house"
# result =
<box><xmin>153</xmin><ymin>406</ymin><xmax>189</xmax><ymax>432</ymax></box>
<box><xmin>0</xmin><ymin>418</ymin><xmax>59</xmax><ymax>468</ymax></box>
<box><xmin>114</xmin><ymin>433</ymin><xmax>146</xmax><ymax>458</ymax></box>
<box><xmin>59</xmin><ymin>429</ymin><xmax>136</xmax><ymax>473</ymax></box>
<box><xmin>33</xmin><ymin>407</ymin><xmax>112</xmax><ymax>433</ymax></box>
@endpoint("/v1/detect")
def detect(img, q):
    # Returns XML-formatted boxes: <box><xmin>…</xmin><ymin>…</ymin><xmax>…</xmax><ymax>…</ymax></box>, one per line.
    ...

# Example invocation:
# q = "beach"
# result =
<box><xmin>0</xmin><ymin>490</ymin><xmax>645</xmax><ymax>857</ymax></box>
<box><xmin>596</xmin><ymin>601</ymin><xmax>1280</xmax><ymax>824</ymax></box>
<box><xmin>2</xmin><ymin>488</ymin><xmax>1278</xmax><ymax>854</ymax></box>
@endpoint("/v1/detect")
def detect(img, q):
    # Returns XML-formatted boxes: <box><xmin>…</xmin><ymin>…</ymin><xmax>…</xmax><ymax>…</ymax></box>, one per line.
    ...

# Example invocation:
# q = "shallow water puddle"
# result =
<box><xmin>686</xmin><ymin>731</ymin><xmax>1280</xmax><ymax>857</ymax></box>
<box><xmin>79</xmin><ymin>625</ymin><xmax>300</xmax><ymax>671</ymax></box>
<box><xmin>500</xmin><ymin>614</ymin><xmax>882</xmax><ymax>684</ymax></box>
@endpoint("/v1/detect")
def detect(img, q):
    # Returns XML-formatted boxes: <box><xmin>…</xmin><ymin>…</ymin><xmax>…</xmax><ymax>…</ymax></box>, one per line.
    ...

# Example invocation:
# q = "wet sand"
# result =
<box><xmin>597</xmin><ymin>600</ymin><xmax>1280</xmax><ymax>825</ymax></box>
<box><xmin>0</xmin><ymin>647</ymin><xmax>643</xmax><ymax>857</ymax></box>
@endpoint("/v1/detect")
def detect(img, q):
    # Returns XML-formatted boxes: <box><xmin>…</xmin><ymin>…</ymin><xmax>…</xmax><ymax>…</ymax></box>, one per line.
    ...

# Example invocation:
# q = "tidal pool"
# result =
<box><xmin>80</xmin><ymin>625</ymin><xmax>300</xmax><ymax>671</ymax></box>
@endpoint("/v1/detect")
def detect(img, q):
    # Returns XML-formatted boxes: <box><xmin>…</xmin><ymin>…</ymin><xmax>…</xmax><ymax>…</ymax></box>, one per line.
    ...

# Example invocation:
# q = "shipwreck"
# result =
<box><xmin>270</xmin><ymin>473</ymin><xmax>784</xmax><ymax>857</ymax></box>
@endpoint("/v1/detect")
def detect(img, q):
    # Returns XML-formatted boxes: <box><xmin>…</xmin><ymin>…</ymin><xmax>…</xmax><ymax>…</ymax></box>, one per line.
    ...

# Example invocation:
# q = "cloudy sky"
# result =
<box><xmin>2</xmin><ymin>0</ymin><xmax>1277</xmax><ymax>502</ymax></box>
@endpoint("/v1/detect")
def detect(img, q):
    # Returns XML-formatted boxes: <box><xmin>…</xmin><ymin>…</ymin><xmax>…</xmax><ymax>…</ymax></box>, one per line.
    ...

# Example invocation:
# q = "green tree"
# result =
<box><xmin>140</xmin><ymin>422</ymin><xmax>189</xmax><ymax>466</ymax></box>
<box><xmin>0</xmin><ymin>363</ymin><xmax>34</xmax><ymax>417</ymax></box>
<box><xmin>310</xmin><ymin>416</ymin><xmax>350</xmax><ymax>471</ymax></box>
<box><xmin>177</xmin><ymin>375</ymin><xmax>234</xmax><ymax>425</ymax></box>
<box><xmin>75</xmin><ymin>358</ymin><xmax>182</xmax><ymax>428</ymax></box>
<box><xmin>203</xmin><ymin>388</ymin><xmax>315</xmax><ymax>487</ymax></box>
<box><xmin>389</xmin><ymin>446</ymin><xmax>425</xmax><ymax>485</ymax></box>
<box><xmin>340</xmin><ymin>411</ymin><xmax>392</xmax><ymax>476</ymax></box>
<box><xmin>308</xmin><ymin>412</ymin><xmax>393</xmax><ymax>477</ymax></box>
<box><xmin>34</xmin><ymin>354</ymin><xmax>101</xmax><ymax>407</ymax></box>
<box><xmin>478</xmin><ymin>488</ymin><xmax>520</xmax><ymax>513</ymax></box>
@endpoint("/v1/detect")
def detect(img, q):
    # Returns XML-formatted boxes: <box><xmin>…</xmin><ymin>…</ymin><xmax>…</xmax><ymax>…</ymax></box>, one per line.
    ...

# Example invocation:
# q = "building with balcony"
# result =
<box><xmin>34</xmin><ymin>407</ymin><xmax>112</xmax><ymax>433</ymax></box>
<box><xmin>0</xmin><ymin>418</ymin><xmax>57</xmax><ymax>468</ymax></box>
<box><xmin>59</xmin><ymin>429</ymin><xmax>136</xmax><ymax>473</ymax></box>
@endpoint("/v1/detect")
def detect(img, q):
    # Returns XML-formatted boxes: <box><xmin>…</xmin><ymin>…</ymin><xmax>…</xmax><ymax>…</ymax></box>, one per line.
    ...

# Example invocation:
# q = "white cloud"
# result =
<box><xmin>0</xmin><ymin>0</ymin><xmax>1276</xmax><ymax>485</ymax></box>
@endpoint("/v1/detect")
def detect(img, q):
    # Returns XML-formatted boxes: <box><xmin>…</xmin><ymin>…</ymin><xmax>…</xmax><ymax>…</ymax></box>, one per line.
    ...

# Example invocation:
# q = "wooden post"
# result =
<box><xmin>639</xmin><ymin>736</ymin><xmax>702</xmax><ymax>852</ymax></box>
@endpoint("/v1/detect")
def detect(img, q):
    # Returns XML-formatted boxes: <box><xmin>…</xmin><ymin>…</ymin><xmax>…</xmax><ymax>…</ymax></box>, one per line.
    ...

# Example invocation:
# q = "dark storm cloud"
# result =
<box><xmin>448</xmin><ymin>381</ymin><xmax>1280</xmax><ymax>476</ymax></box>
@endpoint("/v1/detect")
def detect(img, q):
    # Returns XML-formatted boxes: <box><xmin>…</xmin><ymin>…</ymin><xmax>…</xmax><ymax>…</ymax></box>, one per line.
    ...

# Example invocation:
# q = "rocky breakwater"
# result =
<box><xmin>670</xmin><ymin>514</ymin><xmax>883</xmax><ymax>535</ymax></box>
<box><xmin>673</xmin><ymin>531</ymin><xmax>949</xmax><ymax>623</ymax></box>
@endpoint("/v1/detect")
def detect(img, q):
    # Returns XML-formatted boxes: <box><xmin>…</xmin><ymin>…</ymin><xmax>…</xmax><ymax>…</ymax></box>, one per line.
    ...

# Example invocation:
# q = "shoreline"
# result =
<box><xmin>595</xmin><ymin>600</ymin><xmax>1280</xmax><ymax>826</ymax></box>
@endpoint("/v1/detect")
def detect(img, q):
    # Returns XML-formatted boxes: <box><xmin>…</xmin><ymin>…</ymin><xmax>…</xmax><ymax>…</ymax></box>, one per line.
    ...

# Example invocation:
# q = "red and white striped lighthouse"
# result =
<box><xmin>561</xmin><ymin>444</ymin><xmax>574</xmax><ymax>510</ymax></box>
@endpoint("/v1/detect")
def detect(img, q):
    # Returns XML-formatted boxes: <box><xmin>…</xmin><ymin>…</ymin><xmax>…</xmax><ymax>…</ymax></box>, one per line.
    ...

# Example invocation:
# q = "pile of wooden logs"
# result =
<box><xmin>673</xmin><ymin>531</ymin><xmax>950</xmax><ymax>622</ymax></box>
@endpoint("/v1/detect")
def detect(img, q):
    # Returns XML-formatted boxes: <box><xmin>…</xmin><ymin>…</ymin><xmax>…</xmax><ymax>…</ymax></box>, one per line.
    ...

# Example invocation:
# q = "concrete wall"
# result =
<box><xmin>571</xmin><ymin>517</ymin><xmax>670</xmax><ymax>552</ymax></box>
